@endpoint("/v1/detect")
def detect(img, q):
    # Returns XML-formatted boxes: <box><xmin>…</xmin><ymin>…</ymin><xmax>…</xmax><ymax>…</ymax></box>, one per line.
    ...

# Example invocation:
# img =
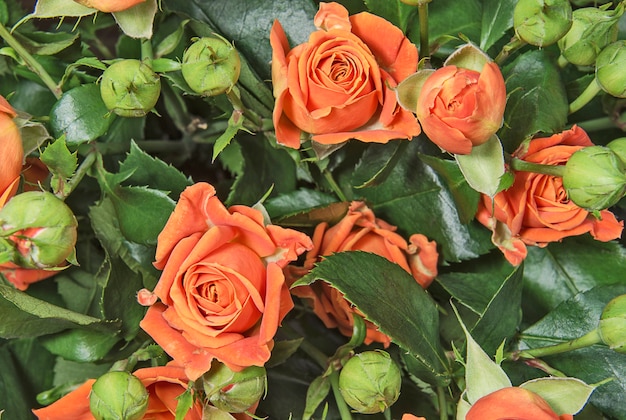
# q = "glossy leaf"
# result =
<box><xmin>295</xmin><ymin>251</ymin><xmax>450</xmax><ymax>384</ymax></box>
<box><xmin>50</xmin><ymin>84</ymin><xmax>114</xmax><ymax>147</ymax></box>
<box><xmin>479</xmin><ymin>0</ymin><xmax>515</xmax><ymax>52</ymax></box>
<box><xmin>264</xmin><ymin>189</ymin><xmax>340</xmax><ymax>222</ymax></box>
<box><xmin>352</xmin><ymin>141</ymin><xmax>408</xmax><ymax>189</ymax></box>
<box><xmin>39</xmin><ymin>328</ymin><xmax>120</xmax><ymax>362</ymax></box>
<box><xmin>519</xmin><ymin>284</ymin><xmax>626</xmax><ymax>420</ymax></box>
<box><xmin>40</xmin><ymin>136</ymin><xmax>78</xmax><ymax>179</ymax></box>
<box><xmin>363</xmin><ymin>0</ymin><xmax>416</xmax><ymax>32</ymax></box>
<box><xmin>498</xmin><ymin>50</ymin><xmax>569</xmax><ymax>152</ymax></box>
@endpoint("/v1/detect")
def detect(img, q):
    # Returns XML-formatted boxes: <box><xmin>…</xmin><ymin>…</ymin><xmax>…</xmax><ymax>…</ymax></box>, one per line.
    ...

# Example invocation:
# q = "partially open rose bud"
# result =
<box><xmin>513</xmin><ymin>0</ymin><xmax>572</xmax><ymax>47</ymax></box>
<box><xmin>89</xmin><ymin>371</ymin><xmax>149</xmax><ymax>420</ymax></box>
<box><xmin>338</xmin><ymin>350</ymin><xmax>402</xmax><ymax>414</ymax></box>
<box><xmin>596</xmin><ymin>40</ymin><xmax>626</xmax><ymax>98</ymax></box>
<box><xmin>599</xmin><ymin>294</ymin><xmax>626</xmax><ymax>353</ymax></box>
<box><xmin>100</xmin><ymin>59</ymin><xmax>161</xmax><ymax>117</ymax></box>
<box><xmin>0</xmin><ymin>191</ymin><xmax>77</xmax><ymax>269</ymax></box>
<box><xmin>557</xmin><ymin>4</ymin><xmax>623</xmax><ymax>66</ymax></box>
<box><xmin>182</xmin><ymin>36</ymin><xmax>241</xmax><ymax>96</ymax></box>
<box><xmin>202</xmin><ymin>361</ymin><xmax>266</xmax><ymax>413</ymax></box>
<box><xmin>563</xmin><ymin>145</ymin><xmax>626</xmax><ymax>211</ymax></box>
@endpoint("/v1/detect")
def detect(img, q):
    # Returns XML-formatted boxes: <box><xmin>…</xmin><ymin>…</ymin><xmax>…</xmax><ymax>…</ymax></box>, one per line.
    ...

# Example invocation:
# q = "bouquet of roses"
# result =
<box><xmin>1</xmin><ymin>0</ymin><xmax>625</xmax><ymax>419</ymax></box>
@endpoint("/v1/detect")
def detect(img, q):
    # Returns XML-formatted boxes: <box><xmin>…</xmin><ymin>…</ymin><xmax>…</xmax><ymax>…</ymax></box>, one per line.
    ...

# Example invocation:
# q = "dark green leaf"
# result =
<box><xmin>295</xmin><ymin>251</ymin><xmax>450</xmax><ymax>384</ymax></box>
<box><xmin>164</xmin><ymin>0</ymin><xmax>318</xmax><ymax>81</ymax></box>
<box><xmin>303</xmin><ymin>375</ymin><xmax>331</xmax><ymax>420</ymax></box>
<box><xmin>479</xmin><ymin>0</ymin><xmax>515</xmax><ymax>52</ymax></box>
<box><xmin>39</xmin><ymin>328</ymin><xmax>120</xmax><ymax>362</ymax></box>
<box><xmin>0</xmin><ymin>343</ymin><xmax>38</xmax><ymax>420</ymax></box>
<box><xmin>13</xmin><ymin>30</ymin><xmax>79</xmax><ymax>56</ymax></box>
<box><xmin>352</xmin><ymin>141</ymin><xmax>408</xmax><ymax>189</ymax></box>
<box><xmin>499</xmin><ymin>50</ymin><xmax>569</xmax><ymax>152</ymax></box>
<box><xmin>51</xmin><ymin>357</ymin><xmax>111</xmax><ymax>388</ymax></box>
<box><xmin>519</xmin><ymin>284</ymin><xmax>626</xmax><ymax>420</ymax></box>
<box><xmin>363</xmin><ymin>0</ymin><xmax>417</xmax><ymax>32</ymax></box>
<box><xmin>50</xmin><ymin>84</ymin><xmax>114</xmax><ymax>146</ymax></box>
<box><xmin>40</xmin><ymin>136</ymin><xmax>78</xmax><ymax>179</ymax></box>
<box><xmin>265</xmin><ymin>189</ymin><xmax>339</xmax><ymax>221</ymax></box>
<box><xmin>0</xmin><ymin>283</ymin><xmax>120</xmax><ymax>339</ymax></box>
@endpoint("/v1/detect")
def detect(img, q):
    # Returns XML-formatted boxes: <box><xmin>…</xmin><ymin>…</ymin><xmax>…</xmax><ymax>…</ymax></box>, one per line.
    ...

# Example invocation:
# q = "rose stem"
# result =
<box><xmin>418</xmin><ymin>0</ymin><xmax>431</xmax><ymax>59</ymax></box>
<box><xmin>509</xmin><ymin>157</ymin><xmax>566</xmax><ymax>178</ymax></box>
<box><xmin>0</xmin><ymin>24</ymin><xmax>62</xmax><ymax>99</ymax></box>
<box><xmin>322</xmin><ymin>169</ymin><xmax>348</xmax><ymax>202</ymax></box>
<box><xmin>494</xmin><ymin>35</ymin><xmax>526</xmax><ymax>66</ymax></box>
<box><xmin>569</xmin><ymin>78</ymin><xmax>603</xmax><ymax>114</ymax></box>
<box><xmin>436</xmin><ymin>385</ymin><xmax>448</xmax><ymax>420</ymax></box>
<box><xmin>56</xmin><ymin>148</ymin><xmax>98</xmax><ymax>200</ymax></box>
<box><xmin>575</xmin><ymin>115</ymin><xmax>625</xmax><ymax>133</ymax></box>
<box><xmin>505</xmin><ymin>328</ymin><xmax>603</xmax><ymax>361</ymax></box>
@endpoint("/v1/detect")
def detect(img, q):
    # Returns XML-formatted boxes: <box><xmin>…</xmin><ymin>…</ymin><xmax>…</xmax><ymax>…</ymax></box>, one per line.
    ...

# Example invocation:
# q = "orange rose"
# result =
<box><xmin>402</xmin><ymin>415</ymin><xmax>426</xmax><ymax>420</ymax></box>
<box><xmin>466</xmin><ymin>387</ymin><xmax>573</xmax><ymax>420</ymax></box>
<box><xmin>0</xmin><ymin>95</ymin><xmax>23</xmax><ymax>208</ymax></box>
<box><xmin>289</xmin><ymin>201</ymin><xmax>438</xmax><ymax>346</ymax></box>
<box><xmin>416</xmin><ymin>62</ymin><xmax>507</xmax><ymax>155</ymax></box>
<box><xmin>72</xmin><ymin>0</ymin><xmax>146</xmax><ymax>13</ymax></box>
<box><xmin>476</xmin><ymin>125</ymin><xmax>623</xmax><ymax>266</ymax></box>
<box><xmin>270</xmin><ymin>2</ymin><xmax>421</xmax><ymax>149</ymax></box>
<box><xmin>139</xmin><ymin>182</ymin><xmax>313</xmax><ymax>380</ymax></box>
<box><xmin>33</xmin><ymin>364</ymin><xmax>209</xmax><ymax>419</ymax></box>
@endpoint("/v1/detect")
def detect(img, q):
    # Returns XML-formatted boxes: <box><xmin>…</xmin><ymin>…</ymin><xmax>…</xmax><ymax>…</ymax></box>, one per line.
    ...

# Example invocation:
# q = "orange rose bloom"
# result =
<box><xmin>270</xmin><ymin>2</ymin><xmax>421</xmax><ymax>149</ymax></box>
<box><xmin>466</xmin><ymin>387</ymin><xmax>573</xmax><ymax>420</ymax></box>
<box><xmin>416</xmin><ymin>63</ymin><xmax>507</xmax><ymax>155</ymax></box>
<box><xmin>139</xmin><ymin>183</ymin><xmax>313</xmax><ymax>380</ymax></box>
<box><xmin>0</xmin><ymin>95</ymin><xmax>23</xmax><ymax>208</ymax></box>
<box><xmin>72</xmin><ymin>0</ymin><xmax>146</xmax><ymax>13</ymax></box>
<box><xmin>402</xmin><ymin>415</ymin><xmax>426</xmax><ymax>420</ymax></box>
<box><xmin>32</xmin><ymin>364</ymin><xmax>221</xmax><ymax>419</ymax></box>
<box><xmin>289</xmin><ymin>201</ymin><xmax>438</xmax><ymax>346</ymax></box>
<box><xmin>476</xmin><ymin>125</ymin><xmax>623</xmax><ymax>266</ymax></box>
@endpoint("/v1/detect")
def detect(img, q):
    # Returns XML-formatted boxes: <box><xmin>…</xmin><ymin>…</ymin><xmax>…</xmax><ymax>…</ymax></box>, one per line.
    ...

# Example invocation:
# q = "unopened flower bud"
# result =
<box><xmin>100</xmin><ymin>59</ymin><xmax>161</xmax><ymax>117</ymax></box>
<box><xmin>0</xmin><ymin>191</ymin><xmax>77</xmax><ymax>268</ymax></box>
<box><xmin>89</xmin><ymin>371</ymin><xmax>149</xmax><ymax>420</ymax></box>
<box><xmin>599</xmin><ymin>294</ymin><xmax>626</xmax><ymax>353</ymax></box>
<box><xmin>563</xmin><ymin>145</ymin><xmax>626</xmax><ymax>211</ymax></box>
<box><xmin>202</xmin><ymin>361</ymin><xmax>266</xmax><ymax>413</ymax></box>
<box><xmin>182</xmin><ymin>36</ymin><xmax>241</xmax><ymax>96</ymax></box>
<box><xmin>596</xmin><ymin>40</ymin><xmax>626</xmax><ymax>98</ymax></box>
<box><xmin>607</xmin><ymin>137</ymin><xmax>626</xmax><ymax>165</ymax></box>
<box><xmin>557</xmin><ymin>4</ymin><xmax>623</xmax><ymax>66</ymax></box>
<box><xmin>513</xmin><ymin>0</ymin><xmax>572</xmax><ymax>47</ymax></box>
<box><xmin>338</xmin><ymin>350</ymin><xmax>402</xmax><ymax>414</ymax></box>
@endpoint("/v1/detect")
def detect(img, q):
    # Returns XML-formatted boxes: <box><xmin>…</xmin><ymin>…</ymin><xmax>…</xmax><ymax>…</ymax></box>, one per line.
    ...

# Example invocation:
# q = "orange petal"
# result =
<box><xmin>32</xmin><ymin>379</ymin><xmax>95</xmax><ymax>419</ymax></box>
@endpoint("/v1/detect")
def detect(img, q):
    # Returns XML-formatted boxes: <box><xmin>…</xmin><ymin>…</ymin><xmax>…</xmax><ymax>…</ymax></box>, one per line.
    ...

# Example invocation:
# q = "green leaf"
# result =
<box><xmin>355</xmin><ymin>139</ymin><xmax>493</xmax><ymax>262</ymax></box>
<box><xmin>303</xmin><ymin>375</ymin><xmax>331</xmax><ymax>420</ymax></box>
<box><xmin>295</xmin><ymin>251</ymin><xmax>450</xmax><ymax>384</ymax></box>
<box><xmin>479</xmin><ymin>0</ymin><xmax>516</xmax><ymax>52</ymax></box>
<box><xmin>20</xmin><ymin>0</ymin><xmax>95</xmax><ymax>20</ymax></box>
<box><xmin>0</xmin><ymin>343</ymin><xmax>39</xmax><ymax>420</ymax></box>
<box><xmin>50</xmin><ymin>84</ymin><xmax>114</xmax><ymax>147</ymax></box>
<box><xmin>363</xmin><ymin>0</ymin><xmax>417</xmax><ymax>32</ymax></box>
<box><xmin>213</xmin><ymin>111</ymin><xmax>247</xmax><ymax>161</ymax></box>
<box><xmin>40</xmin><ymin>136</ymin><xmax>78</xmax><ymax>179</ymax></box>
<box><xmin>498</xmin><ymin>50</ymin><xmax>569</xmax><ymax>152</ymax></box>
<box><xmin>519</xmin><ymin>284</ymin><xmax>626</xmax><ymax>420</ymax></box>
<box><xmin>418</xmin><ymin>154</ymin><xmax>479</xmax><ymax>224</ymax></box>
<box><xmin>454</xmin><ymin>134</ymin><xmax>505</xmax><ymax>197</ymax></box>
<box><xmin>352</xmin><ymin>141</ymin><xmax>408</xmax><ymax>189</ymax></box>
<box><xmin>175</xmin><ymin>386</ymin><xmax>194</xmax><ymax>420</ymax></box>
<box><xmin>111</xmin><ymin>0</ymin><xmax>158</xmax><ymax>39</ymax></box>
<box><xmin>0</xmin><ymin>283</ymin><xmax>119</xmax><ymax>339</ymax></box>
<box><xmin>438</xmin><ymin>254</ymin><xmax>523</xmax><ymax>353</ymax></box>
<box><xmin>264</xmin><ymin>189</ymin><xmax>339</xmax><ymax>222</ymax></box>
<box><xmin>39</xmin><ymin>328</ymin><xmax>120</xmax><ymax>362</ymax></box>
<box><xmin>119</xmin><ymin>140</ymin><xmax>191</xmax><ymax>199</ymax></box>
<box><xmin>13</xmin><ymin>30</ymin><xmax>79</xmax><ymax>56</ymax></box>
<box><xmin>163</xmin><ymin>0</ymin><xmax>318</xmax><ymax>81</ymax></box>
<box><xmin>520</xmin><ymin>377</ymin><xmax>595</xmax><ymax>416</ymax></box>
<box><xmin>154</xmin><ymin>19</ymin><xmax>189</xmax><ymax>58</ymax></box>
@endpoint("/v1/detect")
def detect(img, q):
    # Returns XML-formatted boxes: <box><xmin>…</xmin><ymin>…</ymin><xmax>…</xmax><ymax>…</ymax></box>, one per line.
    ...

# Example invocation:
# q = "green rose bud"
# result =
<box><xmin>202</xmin><ymin>361</ymin><xmax>266</xmax><ymax>413</ymax></box>
<box><xmin>557</xmin><ymin>4</ymin><xmax>623</xmax><ymax>66</ymax></box>
<box><xmin>607</xmin><ymin>137</ymin><xmax>626</xmax><ymax>165</ymax></box>
<box><xmin>182</xmin><ymin>36</ymin><xmax>241</xmax><ymax>96</ymax></box>
<box><xmin>513</xmin><ymin>0</ymin><xmax>572</xmax><ymax>47</ymax></box>
<box><xmin>89</xmin><ymin>371</ymin><xmax>149</xmax><ymax>420</ymax></box>
<box><xmin>338</xmin><ymin>350</ymin><xmax>402</xmax><ymax>414</ymax></box>
<box><xmin>563</xmin><ymin>145</ymin><xmax>626</xmax><ymax>211</ymax></box>
<box><xmin>599</xmin><ymin>294</ymin><xmax>626</xmax><ymax>353</ymax></box>
<box><xmin>596</xmin><ymin>40</ymin><xmax>626</xmax><ymax>98</ymax></box>
<box><xmin>100</xmin><ymin>59</ymin><xmax>161</xmax><ymax>117</ymax></box>
<box><xmin>0</xmin><ymin>191</ymin><xmax>78</xmax><ymax>269</ymax></box>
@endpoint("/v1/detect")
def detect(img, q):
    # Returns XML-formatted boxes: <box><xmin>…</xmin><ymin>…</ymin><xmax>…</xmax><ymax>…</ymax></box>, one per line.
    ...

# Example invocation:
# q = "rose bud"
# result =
<box><xmin>513</xmin><ymin>0</ymin><xmax>572</xmax><ymax>47</ymax></box>
<box><xmin>607</xmin><ymin>137</ymin><xmax>626</xmax><ymax>164</ymax></box>
<box><xmin>599</xmin><ymin>294</ymin><xmax>626</xmax><ymax>353</ymax></box>
<box><xmin>557</xmin><ymin>4</ymin><xmax>623</xmax><ymax>66</ymax></box>
<box><xmin>338</xmin><ymin>350</ymin><xmax>402</xmax><ymax>414</ymax></box>
<box><xmin>100</xmin><ymin>59</ymin><xmax>161</xmax><ymax>117</ymax></box>
<box><xmin>0</xmin><ymin>191</ymin><xmax>77</xmax><ymax>269</ymax></box>
<box><xmin>562</xmin><ymin>145</ymin><xmax>626</xmax><ymax>211</ymax></box>
<box><xmin>181</xmin><ymin>36</ymin><xmax>241</xmax><ymax>97</ymax></box>
<box><xmin>596</xmin><ymin>40</ymin><xmax>626</xmax><ymax>98</ymax></box>
<box><xmin>202</xmin><ymin>361</ymin><xmax>266</xmax><ymax>413</ymax></box>
<box><xmin>89</xmin><ymin>371</ymin><xmax>149</xmax><ymax>420</ymax></box>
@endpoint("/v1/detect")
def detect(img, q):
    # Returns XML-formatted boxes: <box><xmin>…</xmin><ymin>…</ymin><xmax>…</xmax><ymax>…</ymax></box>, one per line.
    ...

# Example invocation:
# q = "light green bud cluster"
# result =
<box><xmin>595</xmin><ymin>40</ymin><xmax>626</xmax><ymax>98</ymax></box>
<box><xmin>100</xmin><ymin>59</ymin><xmax>161</xmax><ymax>117</ymax></box>
<box><xmin>599</xmin><ymin>294</ymin><xmax>626</xmax><ymax>353</ymax></box>
<box><xmin>513</xmin><ymin>0</ymin><xmax>572</xmax><ymax>47</ymax></box>
<box><xmin>89</xmin><ymin>371</ymin><xmax>149</xmax><ymax>420</ymax></box>
<box><xmin>202</xmin><ymin>361</ymin><xmax>266</xmax><ymax>413</ymax></box>
<box><xmin>182</xmin><ymin>36</ymin><xmax>241</xmax><ymax>97</ymax></box>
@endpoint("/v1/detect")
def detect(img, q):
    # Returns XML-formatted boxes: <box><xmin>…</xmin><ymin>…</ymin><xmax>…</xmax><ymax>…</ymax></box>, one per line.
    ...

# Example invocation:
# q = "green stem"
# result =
<box><xmin>323</xmin><ymin>168</ymin><xmax>348</xmax><ymax>202</ymax></box>
<box><xmin>495</xmin><ymin>35</ymin><xmax>526</xmax><ymax>66</ymax></box>
<box><xmin>0</xmin><ymin>24</ymin><xmax>62</xmax><ymax>99</ymax></box>
<box><xmin>509</xmin><ymin>157</ymin><xmax>566</xmax><ymax>177</ymax></box>
<box><xmin>437</xmin><ymin>386</ymin><xmax>448</xmax><ymax>420</ymax></box>
<box><xmin>141</xmin><ymin>38</ymin><xmax>154</xmax><ymax>63</ymax></box>
<box><xmin>574</xmin><ymin>116</ymin><xmax>620</xmax><ymax>133</ymax></box>
<box><xmin>569</xmin><ymin>78</ymin><xmax>602</xmax><ymax>114</ymax></box>
<box><xmin>57</xmin><ymin>150</ymin><xmax>98</xmax><ymax>199</ymax></box>
<box><xmin>418</xmin><ymin>1</ymin><xmax>430</xmax><ymax>60</ymax></box>
<box><xmin>507</xmin><ymin>328</ymin><xmax>603</xmax><ymax>361</ymax></box>
<box><xmin>226</xmin><ymin>87</ymin><xmax>264</xmax><ymax>129</ymax></box>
